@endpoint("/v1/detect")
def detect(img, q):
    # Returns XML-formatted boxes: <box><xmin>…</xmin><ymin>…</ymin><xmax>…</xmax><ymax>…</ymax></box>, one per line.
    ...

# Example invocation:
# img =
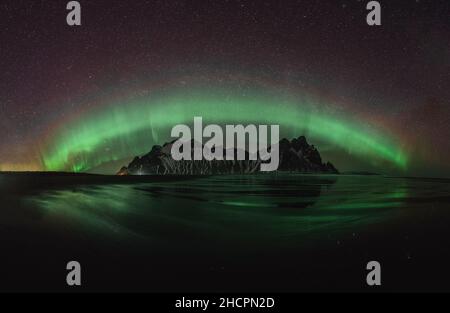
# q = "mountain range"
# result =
<box><xmin>117</xmin><ymin>136</ymin><xmax>338</xmax><ymax>175</ymax></box>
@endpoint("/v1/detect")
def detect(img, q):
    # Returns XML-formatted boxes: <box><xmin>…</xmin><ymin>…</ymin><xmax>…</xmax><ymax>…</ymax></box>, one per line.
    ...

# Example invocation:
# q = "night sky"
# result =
<box><xmin>0</xmin><ymin>0</ymin><xmax>449</xmax><ymax>176</ymax></box>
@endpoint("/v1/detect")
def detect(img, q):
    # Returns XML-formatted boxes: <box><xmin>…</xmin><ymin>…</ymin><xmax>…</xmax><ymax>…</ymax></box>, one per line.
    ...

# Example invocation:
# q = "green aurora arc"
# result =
<box><xmin>41</xmin><ymin>87</ymin><xmax>409</xmax><ymax>173</ymax></box>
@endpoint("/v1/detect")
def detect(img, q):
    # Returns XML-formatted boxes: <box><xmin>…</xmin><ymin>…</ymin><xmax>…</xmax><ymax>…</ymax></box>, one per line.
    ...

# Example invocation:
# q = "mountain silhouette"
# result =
<box><xmin>117</xmin><ymin>136</ymin><xmax>338</xmax><ymax>175</ymax></box>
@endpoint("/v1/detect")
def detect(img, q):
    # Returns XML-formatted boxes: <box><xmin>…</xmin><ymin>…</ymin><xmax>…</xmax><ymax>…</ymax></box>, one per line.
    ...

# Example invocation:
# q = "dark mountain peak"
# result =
<box><xmin>118</xmin><ymin>136</ymin><xmax>338</xmax><ymax>175</ymax></box>
<box><xmin>292</xmin><ymin>135</ymin><xmax>309</xmax><ymax>150</ymax></box>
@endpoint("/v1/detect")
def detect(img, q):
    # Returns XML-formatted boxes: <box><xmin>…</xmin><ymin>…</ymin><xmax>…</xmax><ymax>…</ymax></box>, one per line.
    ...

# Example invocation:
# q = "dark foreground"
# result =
<box><xmin>1</xmin><ymin>172</ymin><xmax>450</xmax><ymax>292</ymax></box>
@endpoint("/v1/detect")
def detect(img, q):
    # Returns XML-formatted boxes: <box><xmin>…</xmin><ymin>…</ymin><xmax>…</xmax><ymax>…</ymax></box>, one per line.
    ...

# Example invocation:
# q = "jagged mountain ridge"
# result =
<box><xmin>117</xmin><ymin>136</ymin><xmax>338</xmax><ymax>175</ymax></box>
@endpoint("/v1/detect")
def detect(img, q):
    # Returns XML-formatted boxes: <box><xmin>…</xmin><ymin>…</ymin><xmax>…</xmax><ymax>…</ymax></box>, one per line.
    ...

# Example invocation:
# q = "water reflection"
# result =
<box><xmin>4</xmin><ymin>174</ymin><xmax>418</xmax><ymax>246</ymax></box>
<box><xmin>3</xmin><ymin>172</ymin><xmax>450</xmax><ymax>292</ymax></box>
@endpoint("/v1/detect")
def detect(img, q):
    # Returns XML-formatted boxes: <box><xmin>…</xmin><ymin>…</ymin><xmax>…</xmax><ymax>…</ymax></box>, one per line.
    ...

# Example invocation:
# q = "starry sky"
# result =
<box><xmin>0</xmin><ymin>0</ymin><xmax>449</xmax><ymax>176</ymax></box>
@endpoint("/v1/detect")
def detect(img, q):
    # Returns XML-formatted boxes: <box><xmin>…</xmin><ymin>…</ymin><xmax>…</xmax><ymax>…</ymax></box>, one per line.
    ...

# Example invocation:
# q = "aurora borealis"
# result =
<box><xmin>1</xmin><ymin>0</ymin><xmax>449</xmax><ymax>176</ymax></box>
<box><xmin>41</xmin><ymin>86</ymin><xmax>408</xmax><ymax>173</ymax></box>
